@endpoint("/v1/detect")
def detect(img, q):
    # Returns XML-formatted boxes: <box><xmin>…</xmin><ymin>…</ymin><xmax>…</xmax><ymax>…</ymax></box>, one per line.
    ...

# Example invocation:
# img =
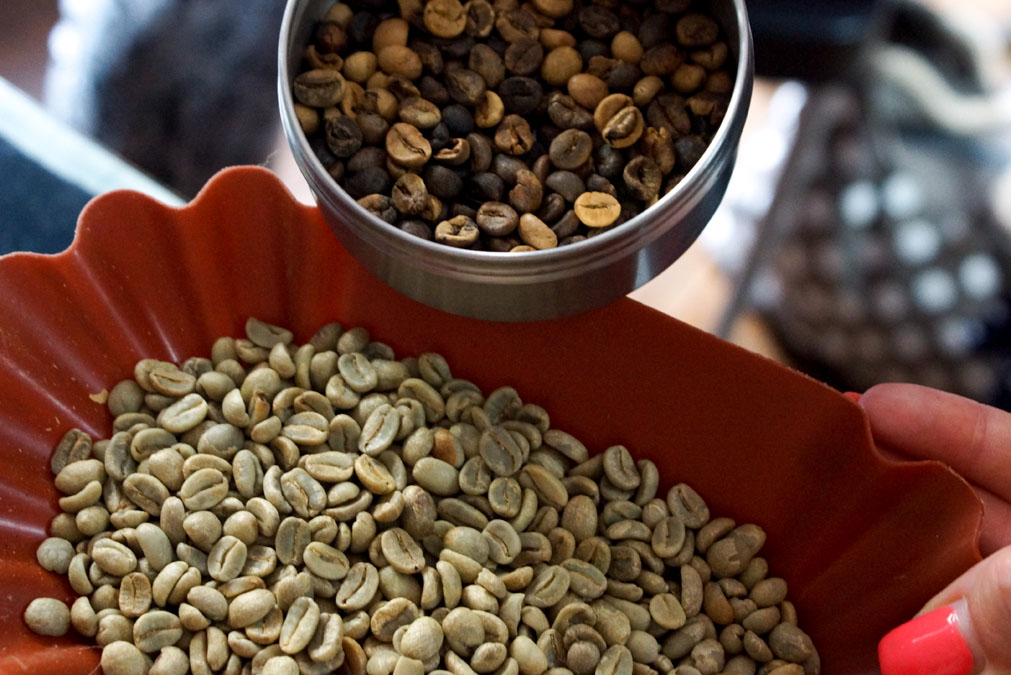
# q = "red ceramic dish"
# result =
<box><xmin>0</xmin><ymin>166</ymin><xmax>981</xmax><ymax>674</ymax></box>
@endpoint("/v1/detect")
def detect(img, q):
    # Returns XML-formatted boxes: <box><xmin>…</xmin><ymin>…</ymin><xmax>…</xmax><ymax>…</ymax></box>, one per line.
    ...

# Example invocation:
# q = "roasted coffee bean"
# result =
<box><xmin>606</xmin><ymin>62</ymin><xmax>641</xmax><ymax>91</ymax></box>
<box><xmin>537</xmin><ymin>193</ymin><xmax>566</xmax><ymax>223</ymax></box>
<box><xmin>468</xmin><ymin>133</ymin><xmax>494</xmax><ymax>173</ymax></box>
<box><xmin>547</xmin><ymin>93</ymin><xmax>593</xmax><ymax>131</ymax></box>
<box><xmin>504</xmin><ymin>38</ymin><xmax>544</xmax><ymax>76</ymax></box>
<box><xmin>471</xmin><ymin>172</ymin><xmax>506</xmax><ymax>202</ymax></box>
<box><xmin>509</xmin><ymin>170</ymin><xmax>543</xmax><ymax>214</ymax></box>
<box><xmin>446</xmin><ymin>68</ymin><xmax>487</xmax><ymax>106</ymax></box>
<box><xmin>359</xmin><ymin>194</ymin><xmax>399</xmax><ymax>223</ymax></box>
<box><xmin>647</xmin><ymin>94</ymin><xmax>692</xmax><ymax>137</ymax></box>
<box><xmin>498</xmin><ymin>77</ymin><xmax>543</xmax><ymax>116</ymax></box>
<box><xmin>623</xmin><ymin>156</ymin><xmax>663</xmax><ymax>201</ymax></box>
<box><xmin>676</xmin><ymin>13</ymin><xmax>719</xmax><ymax>47</ymax></box>
<box><xmin>548</xmin><ymin>129</ymin><xmax>593</xmax><ymax>170</ymax></box>
<box><xmin>476</xmin><ymin>202</ymin><xmax>520</xmax><ymax>237</ymax></box>
<box><xmin>463</xmin><ymin>0</ymin><xmax>494</xmax><ymax>37</ymax></box>
<box><xmin>443</xmin><ymin>104</ymin><xmax>476</xmax><ymax>136</ymax></box>
<box><xmin>400</xmin><ymin>220</ymin><xmax>434</xmax><ymax>240</ymax></box>
<box><xmin>348</xmin><ymin>147</ymin><xmax>388</xmax><ymax>174</ymax></box>
<box><xmin>495</xmin><ymin>116</ymin><xmax>535</xmax><ymax>156</ymax></box>
<box><xmin>424</xmin><ymin>164</ymin><xmax>464</xmax><ymax>200</ymax></box>
<box><xmin>315</xmin><ymin>20</ymin><xmax>347</xmax><ymax>53</ymax></box>
<box><xmin>674</xmin><ymin>135</ymin><xmax>707</xmax><ymax>171</ymax></box>
<box><xmin>356</xmin><ymin>112</ymin><xmax>391</xmax><ymax>146</ymax></box>
<box><xmin>429</xmin><ymin>122</ymin><xmax>452</xmax><ymax>153</ymax></box>
<box><xmin>469</xmin><ymin>44</ymin><xmax>506</xmax><ymax>89</ymax></box>
<box><xmin>545</xmin><ymin>172</ymin><xmax>585</xmax><ymax>203</ymax></box>
<box><xmin>492</xmin><ymin>155</ymin><xmax>528</xmax><ymax>185</ymax></box>
<box><xmin>550</xmin><ymin>210</ymin><xmax>580</xmax><ymax>239</ymax></box>
<box><xmin>579</xmin><ymin>6</ymin><xmax>620</xmax><ymax>39</ymax></box>
<box><xmin>390</xmin><ymin>173</ymin><xmax>428</xmax><ymax>216</ymax></box>
<box><xmin>496</xmin><ymin>7</ymin><xmax>541</xmax><ymax>43</ymax></box>
<box><xmin>325</xmin><ymin>116</ymin><xmax>363</xmax><ymax>158</ymax></box>
<box><xmin>345</xmin><ymin>167</ymin><xmax>393</xmax><ymax>199</ymax></box>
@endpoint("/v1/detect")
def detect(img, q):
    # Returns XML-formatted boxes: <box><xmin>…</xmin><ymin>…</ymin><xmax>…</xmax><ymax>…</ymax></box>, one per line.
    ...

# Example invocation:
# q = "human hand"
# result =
<box><xmin>853</xmin><ymin>383</ymin><xmax>1011</xmax><ymax>674</ymax></box>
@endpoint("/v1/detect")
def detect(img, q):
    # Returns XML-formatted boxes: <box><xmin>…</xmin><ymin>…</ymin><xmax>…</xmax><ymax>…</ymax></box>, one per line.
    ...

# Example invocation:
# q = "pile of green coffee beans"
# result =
<box><xmin>27</xmin><ymin>318</ymin><xmax>818</xmax><ymax>675</ymax></box>
<box><xmin>291</xmin><ymin>0</ymin><xmax>734</xmax><ymax>251</ymax></box>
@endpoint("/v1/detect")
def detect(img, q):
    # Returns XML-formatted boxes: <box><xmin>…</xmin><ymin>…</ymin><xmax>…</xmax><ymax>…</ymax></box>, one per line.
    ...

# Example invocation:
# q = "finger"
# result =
<box><xmin>877</xmin><ymin>444</ymin><xmax>1011</xmax><ymax>556</ymax></box>
<box><xmin>880</xmin><ymin>546</ymin><xmax>1011</xmax><ymax>674</ymax></box>
<box><xmin>858</xmin><ymin>383</ymin><xmax>1011</xmax><ymax>503</ymax></box>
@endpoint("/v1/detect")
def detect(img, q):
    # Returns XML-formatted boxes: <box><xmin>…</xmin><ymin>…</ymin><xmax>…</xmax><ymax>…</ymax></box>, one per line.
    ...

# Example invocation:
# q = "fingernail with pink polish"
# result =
<box><xmin>879</xmin><ymin>600</ymin><xmax>977</xmax><ymax>675</ymax></box>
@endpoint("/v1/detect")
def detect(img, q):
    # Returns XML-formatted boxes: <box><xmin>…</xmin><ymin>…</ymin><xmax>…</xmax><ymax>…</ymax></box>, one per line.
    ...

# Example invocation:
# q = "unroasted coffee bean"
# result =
<box><xmin>425</xmin><ymin>0</ymin><xmax>467</xmax><ymax>38</ymax></box>
<box><xmin>378</xmin><ymin>45</ymin><xmax>424</xmax><ymax>79</ymax></box>
<box><xmin>294</xmin><ymin>69</ymin><xmax>346</xmax><ymax>108</ymax></box>
<box><xmin>435</xmin><ymin>215</ymin><xmax>480</xmax><ymax>247</ymax></box>
<box><xmin>517</xmin><ymin>214</ymin><xmax>557</xmax><ymax>250</ymax></box>
<box><xmin>567</xmin><ymin>73</ymin><xmax>608</xmax><ymax>111</ymax></box>
<box><xmin>33</xmin><ymin>318</ymin><xmax>817</xmax><ymax>675</ymax></box>
<box><xmin>548</xmin><ymin>129</ymin><xmax>593</xmax><ymax>170</ymax></box>
<box><xmin>600</xmin><ymin>105</ymin><xmax>644</xmax><ymax>149</ymax></box>
<box><xmin>387</xmin><ymin>123</ymin><xmax>433</xmax><ymax>168</ymax></box>
<box><xmin>24</xmin><ymin>598</ymin><xmax>70</xmax><ymax>636</ymax></box>
<box><xmin>400</xmin><ymin>97</ymin><xmax>442</xmax><ymax>129</ymax></box>
<box><xmin>574</xmin><ymin>191</ymin><xmax>620</xmax><ymax>227</ymax></box>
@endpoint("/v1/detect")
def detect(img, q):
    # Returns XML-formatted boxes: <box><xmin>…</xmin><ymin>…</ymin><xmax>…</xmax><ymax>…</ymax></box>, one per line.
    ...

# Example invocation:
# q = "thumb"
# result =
<box><xmin>879</xmin><ymin>545</ymin><xmax>1011</xmax><ymax>674</ymax></box>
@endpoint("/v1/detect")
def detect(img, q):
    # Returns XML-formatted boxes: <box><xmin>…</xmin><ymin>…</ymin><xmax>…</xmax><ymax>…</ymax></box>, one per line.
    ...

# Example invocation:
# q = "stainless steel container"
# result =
<box><xmin>279</xmin><ymin>0</ymin><xmax>754</xmax><ymax>321</ymax></box>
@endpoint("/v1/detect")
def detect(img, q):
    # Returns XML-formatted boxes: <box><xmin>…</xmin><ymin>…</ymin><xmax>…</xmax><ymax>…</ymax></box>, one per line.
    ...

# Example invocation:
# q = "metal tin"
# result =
<box><xmin>278</xmin><ymin>0</ymin><xmax>754</xmax><ymax>321</ymax></box>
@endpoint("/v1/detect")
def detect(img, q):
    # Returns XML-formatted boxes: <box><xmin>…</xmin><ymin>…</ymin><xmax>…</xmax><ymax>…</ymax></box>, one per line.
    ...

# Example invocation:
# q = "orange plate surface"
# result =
<box><xmin>0</xmin><ymin>167</ymin><xmax>982</xmax><ymax>674</ymax></box>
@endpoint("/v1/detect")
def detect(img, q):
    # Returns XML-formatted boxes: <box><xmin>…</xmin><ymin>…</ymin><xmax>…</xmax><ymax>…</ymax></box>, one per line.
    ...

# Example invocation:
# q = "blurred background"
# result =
<box><xmin>1</xmin><ymin>0</ymin><xmax>1010</xmax><ymax>405</ymax></box>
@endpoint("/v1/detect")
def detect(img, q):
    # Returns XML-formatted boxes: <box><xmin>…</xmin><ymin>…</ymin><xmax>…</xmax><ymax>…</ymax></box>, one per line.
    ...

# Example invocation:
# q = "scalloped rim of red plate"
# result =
<box><xmin>0</xmin><ymin>166</ymin><xmax>983</xmax><ymax>674</ymax></box>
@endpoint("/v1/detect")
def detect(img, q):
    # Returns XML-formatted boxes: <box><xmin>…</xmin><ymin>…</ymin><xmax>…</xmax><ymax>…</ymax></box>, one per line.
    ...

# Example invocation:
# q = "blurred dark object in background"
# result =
<box><xmin>748</xmin><ymin>0</ymin><xmax>880</xmax><ymax>81</ymax></box>
<box><xmin>45</xmin><ymin>0</ymin><xmax>284</xmax><ymax>198</ymax></box>
<box><xmin>735</xmin><ymin>0</ymin><xmax>1011</xmax><ymax>406</ymax></box>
